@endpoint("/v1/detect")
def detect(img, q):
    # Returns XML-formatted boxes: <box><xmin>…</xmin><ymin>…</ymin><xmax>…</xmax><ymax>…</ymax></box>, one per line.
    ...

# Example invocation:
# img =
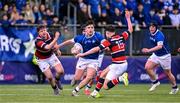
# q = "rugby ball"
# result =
<box><xmin>71</xmin><ymin>43</ymin><xmax>83</xmax><ymax>54</ymax></box>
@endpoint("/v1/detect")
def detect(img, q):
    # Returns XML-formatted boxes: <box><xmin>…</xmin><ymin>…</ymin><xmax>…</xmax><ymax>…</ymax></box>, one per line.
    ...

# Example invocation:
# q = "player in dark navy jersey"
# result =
<box><xmin>76</xmin><ymin>11</ymin><xmax>133</xmax><ymax>98</ymax></box>
<box><xmin>35</xmin><ymin>26</ymin><xmax>64</xmax><ymax>95</ymax></box>
<box><xmin>142</xmin><ymin>22</ymin><xmax>179</xmax><ymax>94</ymax></box>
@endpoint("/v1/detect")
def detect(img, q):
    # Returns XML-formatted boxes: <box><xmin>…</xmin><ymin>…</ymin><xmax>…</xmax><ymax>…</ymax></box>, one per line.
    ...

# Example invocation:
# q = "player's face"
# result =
<box><xmin>149</xmin><ymin>25</ymin><xmax>156</xmax><ymax>34</ymax></box>
<box><xmin>38</xmin><ymin>28</ymin><xmax>49</xmax><ymax>39</ymax></box>
<box><xmin>105</xmin><ymin>31</ymin><xmax>114</xmax><ymax>38</ymax></box>
<box><xmin>85</xmin><ymin>24</ymin><xmax>94</xmax><ymax>36</ymax></box>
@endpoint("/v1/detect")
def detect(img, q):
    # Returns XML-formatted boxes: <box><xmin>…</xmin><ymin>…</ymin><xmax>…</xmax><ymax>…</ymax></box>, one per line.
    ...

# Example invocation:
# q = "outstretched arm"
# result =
<box><xmin>76</xmin><ymin>46</ymin><xmax>100</xmax><ymax>58</ymax></box>
<box><xmin>44</xmin><ymin>32</ymin><xmax>59</xmax><ymax>50</ymax></box>
<box><xmin>54</xmin><ymin>39</ymin><xmax>74</xmax><ymax>50</ymax></box>
<box><xmin>125</xmin><ymin>11</ymin><xmax>133</xmax><ymax>33</ymax></box>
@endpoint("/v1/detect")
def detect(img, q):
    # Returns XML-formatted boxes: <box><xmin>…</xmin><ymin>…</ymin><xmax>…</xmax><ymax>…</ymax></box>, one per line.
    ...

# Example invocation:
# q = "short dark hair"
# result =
<box><xmin>37</xmin><ymin>26</ymin><xmax>46</xmax><ymax>32</ymax></box>
<box><xmin>149</xmin><ymin>21</ymin><xmax>158</xmax><ymax>28</ymax></box>
<box><xmin>84</xmin><ymin>20</ymin><xmax>95</xmax><ymax>27</ymax></box>
<box><xmin>105</xmin><ymin>25</ymin><xmax>115</xmax><ymax>32</ymax></box>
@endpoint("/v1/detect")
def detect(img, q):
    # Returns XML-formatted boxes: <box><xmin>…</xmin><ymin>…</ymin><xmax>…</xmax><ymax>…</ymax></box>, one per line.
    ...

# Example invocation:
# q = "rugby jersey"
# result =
<box><xmin>99</xmin><ymin>31</ymin><xmax>130</xmax><ymax>63</ymax></box>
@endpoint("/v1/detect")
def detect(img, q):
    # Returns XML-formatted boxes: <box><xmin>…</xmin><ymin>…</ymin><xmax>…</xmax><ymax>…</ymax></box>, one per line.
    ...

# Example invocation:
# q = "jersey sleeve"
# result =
<box><xmin>74</xmin><ymin>35</ymin><xmax>82</xmax><ymax>43</ymax></box>
<box><xmin>156</xmin><ymin>32</ymin><xmax>164</xmax><ymax>46</ymax></box>
<box><xmin>35</xmin><ymin>40</ymin><xmax>46</xmax><ymax>49</ymax></box>
<box><xmin>96</xmin><ymin>32</ymin><xmax>104</xmax><ymax>42</ymax></box>
<box><xmin>121</xmin><ymin>31</ymin><xmax>130</xmax><ymax>40</ymax></box>
<box><xmin>99</xmin><ymin>39</ymin><xmax>111</xmax><ymax>50</ymax></box>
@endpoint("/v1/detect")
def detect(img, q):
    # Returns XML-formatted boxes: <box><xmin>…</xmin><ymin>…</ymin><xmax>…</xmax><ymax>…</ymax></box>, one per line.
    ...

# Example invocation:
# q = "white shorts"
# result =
<box><xmin>76</xmin><ymin>58</ymin><xmax>99</xmax><ymax>71</ymax></box>
<box><xmin>98</xmin><ymin>54</ymin><xmax>104</xmax><ymax>68</ymax></box>
<box><xmin>37</xmin><ymin>54</ymin><xmax>61</xmax><ymax>72</ymax></box>
<box><xmin>106</xmin><ymin>62</ymin><xmax>128</xmax><ymax>80</ymax></box>
<box><xmin>148</xmin><ymin>53</ymin><xmax>171</xmax><ymax>70</ymax></box>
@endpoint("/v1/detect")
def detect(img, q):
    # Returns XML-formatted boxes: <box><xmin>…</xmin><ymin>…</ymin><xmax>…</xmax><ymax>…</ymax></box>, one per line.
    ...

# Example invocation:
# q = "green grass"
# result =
<box><xmin>0</xmin><ymin>84</ymin><xmax>179</xmax><ymax>103</ymax></box>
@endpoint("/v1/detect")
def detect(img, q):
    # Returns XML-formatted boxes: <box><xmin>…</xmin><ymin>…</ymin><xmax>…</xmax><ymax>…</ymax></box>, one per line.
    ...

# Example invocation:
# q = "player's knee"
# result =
<box><xmin>145</xmin><ymin>65</ymin><xmax>151</xmax><ymax>70</ymax></box>
<box><xmin>47</xmin><ymin>77</ymin><xmax>53</xmax><ymax>82</ymax></box>
<box><xmin>57</xmin><ymin>70</ymin><xmax>64</xmax><ymax>75</ymax></box>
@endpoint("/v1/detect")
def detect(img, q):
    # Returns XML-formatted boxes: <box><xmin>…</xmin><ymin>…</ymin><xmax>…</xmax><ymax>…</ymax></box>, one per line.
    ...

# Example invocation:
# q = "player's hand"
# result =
<box><xmin>75</xmin><ymin>53</ymin><xmax>84</xmax><ymax>58</ymax></box>
<box><xmin>125</xmin><ymin>10</ymin><xmax>131</xmax><ymax>19</ymax></box>
<box><xmin>55</xmin><ymin>32</ymin><xmax>60</xmax><ymax>38</ymax></box>
<box><xmin>55</xmin><ymin>50</ymin><xmax>61</xmax><ymax>57</ymax></box>
<box><xmin>142</xmin><ymin>48</ymin><xmax>150</xmax><ymax>53</ymax></box>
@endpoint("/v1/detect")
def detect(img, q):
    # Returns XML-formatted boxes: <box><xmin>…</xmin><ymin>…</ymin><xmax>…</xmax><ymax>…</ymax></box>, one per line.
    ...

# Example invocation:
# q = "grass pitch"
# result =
<box><xmin>0</xmin><ymin>84</ymin><xmax>179</xmax><ymax>103</ymax></box>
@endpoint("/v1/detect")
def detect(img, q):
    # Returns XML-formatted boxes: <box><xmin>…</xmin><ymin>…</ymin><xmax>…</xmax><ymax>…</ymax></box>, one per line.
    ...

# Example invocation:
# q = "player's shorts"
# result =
<box><xmin>106</xmin><ymin>62</ymin><xmax>128</xmax><ymax>80</ymax></box>
<box><xmin>98</xmin><ymin>53</ymin><xmax>104</xmax><ymax>68</ymax></box>
<box><xmin>148</xmin><ymin>53</ymin><xmax>171</xmax><ymax>70</ymax></box>
<box><xmin>76</xmin><ymin>58</ymin><xmax>99</xmax><ymax>71</ymax></box>
<box><xmin>37</xmin><ymin>54</ymin><xmax>61</xmax><ymax>72</ymax></box>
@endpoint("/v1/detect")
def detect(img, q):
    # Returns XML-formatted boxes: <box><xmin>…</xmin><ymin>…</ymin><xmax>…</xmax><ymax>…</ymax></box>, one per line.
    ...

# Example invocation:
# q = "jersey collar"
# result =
<box><xmin>151</xmin><ymin>29</ymin><xmax>159</xmax><ymax>36</ymax></box>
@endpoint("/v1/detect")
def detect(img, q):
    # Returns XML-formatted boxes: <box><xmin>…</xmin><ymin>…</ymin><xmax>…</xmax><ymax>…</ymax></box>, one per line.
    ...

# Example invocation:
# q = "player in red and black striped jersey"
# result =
<box><xmin>76</xmin><ymin>11</ymin><xmax>133</xmax><ymax>98</ymax></box>
<box><xmin>35</xmin><ymin>26</ymin><xmax>64</xmax><ymax>95</ymax></box>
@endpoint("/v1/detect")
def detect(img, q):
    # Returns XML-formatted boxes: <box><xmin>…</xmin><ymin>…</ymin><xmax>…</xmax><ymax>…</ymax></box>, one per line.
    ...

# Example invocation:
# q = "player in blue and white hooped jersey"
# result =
<box><xmin>55</xmin><ymin>20</ymin><xmax>105</xmax><ymax>96</ymax></box>
<box><xmin>142</xmin><ymin>21</ymin><xmax>179</xmax><ymax>94</ymax></box>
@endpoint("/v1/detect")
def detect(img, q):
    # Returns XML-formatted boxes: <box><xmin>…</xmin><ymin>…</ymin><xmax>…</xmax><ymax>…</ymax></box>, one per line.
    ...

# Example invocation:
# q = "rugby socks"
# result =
<box><xmin>95</xmin><ymin>78</ymin><xmax>104</xmax><ymax>92</ymax></box>
<box><xmin>73</xmin><ymin>87</ymin><xmax>80</xmax><ymax>93</ymax></box>
<box><xmin>51</xmin><ymin>85</ymin><xmax>58</xmax><ymax>90</ymax></box>
<box><xmin>152</xmin><ymin>80</ymin><xmax>159</xmax><ymax>84</ymax></box>
<box><xmin>107</xmin><ymin>78</ymin><xmax>119</xmax><ymax>89</ymax></box>
<box><xmin>85</xmin><ymin>83</ymin><xmax>92</xmax><ymax>90</ymax></box>
<box><xmin>55</xmin><ymin>76</ymin><xmax>60</xmax><ymax>81</ymax></box>
<box><xmin>172</xmin><ymin>85</ymin><xmax>178</xmax><ymax>89</ymax></box>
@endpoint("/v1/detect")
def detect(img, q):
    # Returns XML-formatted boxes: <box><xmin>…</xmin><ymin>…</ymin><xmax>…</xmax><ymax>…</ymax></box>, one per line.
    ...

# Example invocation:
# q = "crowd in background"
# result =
<box><xmin>0</xmin><ymin>0</ymin><xmax>180</xmax><ymax>29</ymax></box>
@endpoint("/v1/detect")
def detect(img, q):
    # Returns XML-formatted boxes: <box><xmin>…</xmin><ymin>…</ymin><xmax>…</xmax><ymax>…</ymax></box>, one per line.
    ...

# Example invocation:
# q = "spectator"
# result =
<box><xmin>158</xmin><ymin>9</ymin><xmax>171</xmax><ymax>25</ymax></box>
<box><xmin>39</xmin><ymin>4</ymin><xmax>46</xmax><ymax>18</ymax></box>
<box><xmin>9</xmin><ymin>5</ymin><xmax>20</xmax><ymax>23</ymax></box>
<box><xmin>169</xmin><ymin>7</ymin><xmax>180</xmax><ymax>29</ymax></box>
<box><xmin>24</xmin><ymin>3</ymin><xmax>35</xmax><ymax>23</ymax></box>
<box><xmin>109</xmin><ymin>0</ymin><xmax>125</xmax><ymax>16</ymax></box>
<box><xmin>111</xmin><ymin>8</ymin><xmax>124</xmax><ymax>26</ymax></box>
<box><xmin>0</xmin><ymin>14</ymin><xmax>11</xmax><ymax>27</ymax></box>
<box><xmin>52</xmin><ymin>15</ymin><xmax>60</xmax><ymax>25</ymax></box>
<box><xmin>124</xmin><ymin>0</ymin><xmax>137</xmax><ymax>11</ymax></box>
<box><xmin>15</xmin><ymin>13</ymin><xmax>28</xmax><ymax>25</ymax></box>
<box><xmin>163</xmin><ymin>0</ymin><xmax>174</xmax><ymax>13</ymax></box>
<box><xmin>147</xmin><ymin>8</ymin><xmax>163</xmax><ymax>25</ymax></box>
<box><xmin>77</xmin><ymin>0</ymin><xmax>89</xmax><ymax>24</ymax></box>
<box><xmin>45</xmin><ymin>8</ymin><xmax>53</xmax><ymax>25</ymax></box>
<box><xmin>98</xmin><ymin>9</ymin><xmax>110</xmax><ymax>25</ymax></box>
<box><xmin>87</xmin><ymin>0</ymin><xmax>101</xmax><ymax>23</ymax></box>
<box><xmin>134</xmin><ymin>3</ymin><xmax>146</xmax><ymax>27</ymax></box>
<box><xmin>33</xmin><ymin>5</ymin><xmax>42</xmax><ymax>24</ymax></box>
<box><xmin>0</xmin><ymin>4</ymin><xmax>9</xmax><ymax>20</ymax></box>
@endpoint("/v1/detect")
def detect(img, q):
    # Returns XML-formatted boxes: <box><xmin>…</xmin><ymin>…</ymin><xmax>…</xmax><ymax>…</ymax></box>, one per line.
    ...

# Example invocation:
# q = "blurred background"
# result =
<box><xmin>0</xmin><ymin>0</ymin><xmax>180</xmax><ymax>84</ymax></box>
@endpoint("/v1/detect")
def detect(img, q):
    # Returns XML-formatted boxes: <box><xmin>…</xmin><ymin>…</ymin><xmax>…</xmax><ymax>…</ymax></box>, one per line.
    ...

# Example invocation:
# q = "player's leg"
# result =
<box><xmin>72</xmin><ymin>67</ymin><xmax>96</xmax><ymax>96</ymax></box>
<box><xmin>37</xmin><ymin>59</ymin><xmax>59</xmax><ymax>95</ymax></box>
<box><xmin>50</xmin><ymin>54</ymin><xmax>64</xmax><ymax>90</ymax></box>
<box><xmin>43</xmin><ymin>68</ymin><xmax>59</xmax><ymax>95</ymax></box>
<box><xmin>71</xmin><ymin>58</ymin><xmax>86</xmax><ymax>86</ymax></box>
<box><xmin>160</xmin><ymin>54</ymin><xmax>179</xmax><ymax>94</ymax></box>
<box><xmin>71</xmin><ymin>68</ymin><xmax>85</xmax><ymax>86</ymax></box>
<box><xmin>145</xmin><ymin>54</ymin><xmax>160</xmax><ymax>91</ymax></box>
<box><xmin>84</xmin><ymin>79</ymin><xmax>93</xmax><ymax>95</ymax></box>
<box><xmin>90</xmin><ymin>67</ymin><xmax>109</xmax><ymax>98</ymax></box>
<box><xmin>103</xmin><ymin>62</ymin><xmax>128</xmax><ymax>90</ymax></box>
<box><xmin>54</xmin><ymin>62</ymin><xmax>64</xmax><ymax>90</ymax></box>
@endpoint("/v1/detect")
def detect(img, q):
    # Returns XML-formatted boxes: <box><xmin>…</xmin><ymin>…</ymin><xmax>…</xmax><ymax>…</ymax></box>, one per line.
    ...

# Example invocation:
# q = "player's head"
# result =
<box><xmin>37</xmin><ymin>26</ymin><xmax>50</xmax><ymax>40</ymax></box>
<box><xmin>105</xmin><ymin>26</ymin><xmax>115</xmax><ymax>39</ymax></box>
<box><xmin>149</xmin><ymin>21</ymin><xmax>158</xmax><ymax>34</ymax></box>
<box><xmin>84</xmin><ymin>20</ymin><xmax>95</xmax><ymax>36</ymax></box>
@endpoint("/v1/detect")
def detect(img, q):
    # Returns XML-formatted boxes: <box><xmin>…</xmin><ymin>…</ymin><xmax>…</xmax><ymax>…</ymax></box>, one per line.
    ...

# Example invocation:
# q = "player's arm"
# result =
<box><xmin>76</xmin><ymin>46</ymin><xmax>101</xmax><ymax>58</ymax></box>
<box><xmin>142</xmin><ymin>41</ymin><xmax>163</xmax><ymax>53</ymax></box>
<box><xmin>54</xmin><ymin>39</ymin><xmax>75</xmax><ymax>50</ymax></box>
<box><xmin>125</xmin><ymin>10</ymin><xmax>133</xmax><ymax>33</ymax></box>
<box><xmin>44</xmin><ymin>32</ymin><xmax>60</xmax><ymax>50</ymax></box>
<box><xmin>76</xmin><ymin>39</ymin><xmax>110</xmax><ymax>58</ymax></box>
